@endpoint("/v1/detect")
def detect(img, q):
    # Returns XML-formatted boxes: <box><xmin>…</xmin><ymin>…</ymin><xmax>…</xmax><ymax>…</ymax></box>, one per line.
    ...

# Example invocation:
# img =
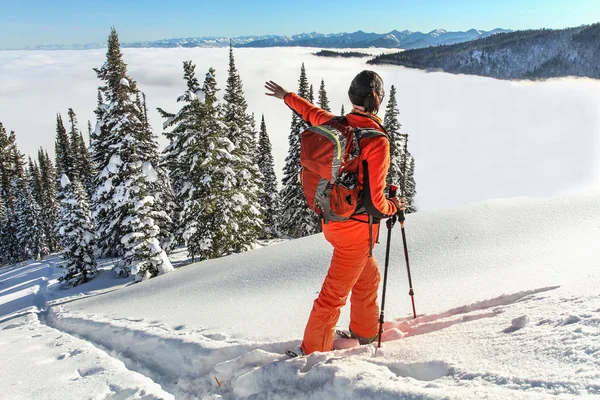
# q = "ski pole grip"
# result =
<box><xmin>398</xmin><ymin>209</ymin><xmax>405</xmax><ymax>223</ymax></box>
<box><xmin>389</xmin><ymin>184</ymin><xmax>405</xmax><ymax>222</ymax></box>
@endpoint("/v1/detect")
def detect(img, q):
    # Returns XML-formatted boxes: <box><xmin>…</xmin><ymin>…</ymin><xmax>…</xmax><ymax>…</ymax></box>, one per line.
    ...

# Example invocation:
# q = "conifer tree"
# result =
<box><xmin>91</xmin><ymin>27</ymin><xmax>174</xmax><ymax>260</ymax></box>
<box><xmin>400</xmin><ymin>134</ymin><xmax>417</xmax><ymax>213</ymax></box>
<box><xmin>382</xmin><ymin>85</ymin><xmax>417</xmax><ymax>212</ymax></box>
<box><xmin>67</xmin><ymin>108</ymin><xmax>94</xmax><ymax>197</ymax></box>
<box><xmin>0</xmin><ymin>196</ymin><xmax>8</xmax><ymax>264</ymax></box>
<box><xmin>55</xmin><ymin>113</ymin><xmax>74</xmax><ymax>180</ymax></box>
<box><xmin>38</xmin><ymin>148</ymin><xmax>61</xmax><ymax>253</ymax></box>
<box><xmin>257</xmin><ymin>115</ymin><xmax>280</xmax><ymax>237</ymax></box>
<box><xmin>158</xmin><ymin>60</ymin><xmax>202</xmax><ymax>246</ymax></box>
<box><xmin>383</xmin><ymin>85</ymin><xmax>403</xmax><ymax>188</ymax></box>
<box><xmin>28</xmin><ymin>157</ymin><xmax>43</xmax><ymax>206</ymax></box>
<box><xmin>15</xmin><ymin>178</ymin><xmax>48</xmax><ymax>260</ymax></box>
<box><xmin>136</xmin><ymin>92</ymin><xmax>177</xmax><ymax>254</ymax></box>
<box><xmin>308</xmin><ymin>84</ymin><xmax>314</xmax><ymax>103</ymax></box>
<box><xmin>222</xmin><ymin>45</ymin><xmax>264</xmax><ymax>252</ymax></box>
<box><xmin>249</xmin><ymin>112</ymin><xmax>258</xmax><ymax>145</ymax></box>
<box><xmin>182</xmin><ymin>68</ymin><xmax>246</xmax><ymax>260</ymax></box>
<box><xmin>341</xmin><ymin>104</ymin><xmax>345</xmax><ymax>116</ymax></box>
<box><xmin>0</xmin><ymin>124</ymin><xmax>17</xmax><ymax>210</ymax></box>
<box><xmin>111</xmin><ymin>153</ymin><xmax>173</xmax><ymax>281</ymax></box>
<box><xmin>318</xmin><ymin>79</ymin><xmax>331</xmax><ymax>112</ymax></box>
<box><xmin>0</xmin><ymin>125</ymin><xmax>25</xmax><ymax>261</ymax></box>
<box><xmin>57</xmin><ymin>174</ymin><xmax>98</xmax><ymax>286</ymax></box>
<box><xmin>279</xmin><ymin>63</ymin><xmax>321</xmax><ymax>237</ymax></box>
<box><xmin>77</xmin><ymin>132</ymin><xmax>95</xmax><ymax>198</ymax></box>
<box><xmin>87</xmin><ymin>120</ymin><xmax>93</xmax><ymax>147</ymax></box>
<box><xmin>67</xmin><ymin>109</ymin><xmax>81</xmax><ymax>175</ymax></box>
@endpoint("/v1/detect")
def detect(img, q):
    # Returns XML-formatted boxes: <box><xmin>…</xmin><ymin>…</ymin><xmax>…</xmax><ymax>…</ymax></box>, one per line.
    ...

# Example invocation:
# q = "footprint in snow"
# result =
<box><xmin>2</xmin><ymin>323</ymin><xmax>23</xmax><ymax>330</ymax></box>
<box><xmin>562</xmin><ymin>315</ymin><xmax>581</xmax><ymax>325</ymax></box>
<box><xmin>77</xmin><ymin>366</ymin><xmax>105</xmax><ymax>377</ymax></box>
<box><xmin>58</xmin><ymin>348</ymin><xmax>84</xmax><ymax>360</ymax></box>
<box><xmin>205</xmin><ymin>333</ymin><xmax>227</xmax><ymax>341</ymax></box>
<box><xmin>503</xmin><ymin>315</ymin><xmax>530</xmax><ymax>333</ymax></box>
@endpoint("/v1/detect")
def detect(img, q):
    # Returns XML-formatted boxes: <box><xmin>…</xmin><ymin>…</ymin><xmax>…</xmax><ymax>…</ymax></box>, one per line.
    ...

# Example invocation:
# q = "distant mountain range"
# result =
<box><xmin>24</xmin><ymin>28</ymin><xmax>511</xmax><ymax>51</ymax></box>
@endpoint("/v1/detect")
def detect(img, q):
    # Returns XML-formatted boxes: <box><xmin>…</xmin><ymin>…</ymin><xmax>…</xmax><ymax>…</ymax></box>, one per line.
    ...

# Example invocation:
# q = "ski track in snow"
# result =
<box><xmin>0</xmin><ymin>259</ymin><xmax>172</xmax><ymax>399</ymax></box>
<box><xmin>2</xmin><ymin>259</ymin><xmax>599</xmax><ymax>399</ymax></box>
<box><xmin>2</xmin><ymin>194</ymin><xmax>599</xmax><ymax>399</ymax></box>
<box><xmin>41</xmin><ymin>284</ymin><xmax>600</xmax><ymax>399</ymax></box>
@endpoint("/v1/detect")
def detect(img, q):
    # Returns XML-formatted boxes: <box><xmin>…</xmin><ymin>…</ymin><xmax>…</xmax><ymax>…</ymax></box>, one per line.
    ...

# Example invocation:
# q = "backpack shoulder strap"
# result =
<box><xmin>354</xmin><ymin>128</ymin><xmax>389</xmax><ymax>143</ymax></box>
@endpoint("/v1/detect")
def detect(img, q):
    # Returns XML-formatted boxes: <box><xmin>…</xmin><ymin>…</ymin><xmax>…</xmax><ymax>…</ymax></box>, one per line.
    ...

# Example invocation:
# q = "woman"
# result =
<box><xmin>265</xmin><ymin>70</ymin><xmax>405</xmax><ymax>355</ymax></box>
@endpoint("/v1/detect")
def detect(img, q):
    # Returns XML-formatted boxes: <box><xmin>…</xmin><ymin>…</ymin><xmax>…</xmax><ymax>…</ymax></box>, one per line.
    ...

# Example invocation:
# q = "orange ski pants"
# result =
<box><xmin>301</xmin><ymin>219</ymin><xmax>381</xmax><ymax>354</ymax></box>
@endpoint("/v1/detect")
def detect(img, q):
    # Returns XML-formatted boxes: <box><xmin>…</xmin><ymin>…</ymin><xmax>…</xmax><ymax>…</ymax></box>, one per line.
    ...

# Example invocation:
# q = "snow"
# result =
<box><xmin>120</xmin><ymin>77</ymin><xmax>130</xmax><ymax>87</ymax></box>
<box><xmin>1</xmin><ymin>193</ymin><xmax>599</xmax><ymax>399</ymax></box>
<box><xmin>0</xmin><ymin>259</ymin><xmax>170</xmax><ymax>399</ymax></box>
<box><xmin>60</xmin><ymin>174</ymin><xmax>71</xmax><ymax>188</ymax></box>
<box><xmin>142</xmin><ymin>161</ymin><xmax>158</xmax><ymax>183</ymax></box>
<box><xmin>106</xmin><ymin>154</ymin><xmax>123</xmax><ymax>174</ymax></box>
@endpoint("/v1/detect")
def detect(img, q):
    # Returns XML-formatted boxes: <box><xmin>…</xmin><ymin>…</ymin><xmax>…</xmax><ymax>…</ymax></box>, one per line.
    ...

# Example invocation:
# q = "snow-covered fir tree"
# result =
<box><xmin>0</xmin><ymin>125</ymin><xmax>23</xmax><ymax>261</ymax></box>
<box><xmin>249</xmin><ymin>112</ymin><xmax>258</xmax><ymax>146</ymax></box>
<box><xmin>37</xmin><ymin>148</ymin><xmax>61</xmax><ymax>253</ymax></box>
<box><xmin>136</xmin><ymin>92</ymin><xmax>177</xmax><ymax>254</ymax></box>
<box><xmin>279</xmin><ymin>63</ymin><xmax>321</xmax><ymax>238</ymax></box>
<box><xmin>222</xmin><ymin>44</ymin><xmax>264</xmax><ymax>252</ymax></box>
<box><xmin>400</xmin><ymin>133</ymin><xmax>417</xmax><ymax>213</ymax></box>
<box><xmin>0</xmin><ymin>196</ymin><xmax>8</xmax><ymax>264</ymax></box>
<box><xmin>91</xmin><ymin>28</ymin><xmax>174</xmax><ymax>259</ymax></box>
<box><xmin>87</xmin><ymin>120</ymin><xmax>93</xmax><ymax>146</ymax></box>
<box><xmin>383</xmin><ymin>85</ymin><xmax>403</xmax><ymax>188</ymax></box>
<box><xmin>318</xmin><ymin>79</ymin><xmax>331</xmax><ymax>112</ymax></box>
<box><xmin>158</xmin><ymin>60</ymin><xmax>202</xmax><ymax>246</ymax></box>
<box><xmin>257</xmin><ymin>115</ymin><xmax>280</xmax><ymax>237</ymax></box>
<box><xmin>175</xmin><ymin>67</ymin><xmax>248</xmax><ymax>260</ymax></box>
<box><xmin>67</xmin><ymin>108</ymin><xmax>95</xmax><ymax>198</ymax></box>
<box><xmin>308</xmin><ymin>84</ymin><xmax>315</xmax><ymax>103</ymax></box>
<box><xmin>28</xmin><ymin>157</ymin><xmax>43</xmax><ymax>206</ymax></box>
<box><xmin>57</xmin><ymin>174</ymin><xmax>98</xmax><ymax>286</ymax></box>
<box><xmin>111</xmin><ymin>152</ymin><xmax>173</xmax><ymax>281</ymax></box>
<box><xmin>55</xmin><ymin>113</ymin><xmax>74</xmax><ymax>181</ymax></box>
<box><xmin>382</xmin><ymin>85</ymin><xmax>417</xmax><ymax>212</ymax></box>
<box><xmin>15</xmin><ymin>177</ymin><xmax>48</xmax><ymax>261</ymax></box>
<box><xmin>340</xmin><ymin>104</ymin><xmax>345</xmax><ymax>116</ymax></box>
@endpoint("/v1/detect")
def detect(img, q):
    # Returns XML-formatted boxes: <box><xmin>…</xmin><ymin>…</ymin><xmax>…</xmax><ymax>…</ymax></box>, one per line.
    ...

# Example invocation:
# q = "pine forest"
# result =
<box><xmin>0</xmin><ymin>28</ymin><xmax>417</xmax><ymax>285</ymax></box>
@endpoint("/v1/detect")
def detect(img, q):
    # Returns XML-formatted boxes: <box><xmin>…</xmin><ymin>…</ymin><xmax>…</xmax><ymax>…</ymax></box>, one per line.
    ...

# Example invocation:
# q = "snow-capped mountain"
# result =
<box><xmin>239</xmin><ymin>28</ymin><xmax>511</xmax><ymax>49</ymax></box>
<box><xmin>24</xmin><ymin>28</ymin><xmax>511</xmax><ymax>50</ymax></box>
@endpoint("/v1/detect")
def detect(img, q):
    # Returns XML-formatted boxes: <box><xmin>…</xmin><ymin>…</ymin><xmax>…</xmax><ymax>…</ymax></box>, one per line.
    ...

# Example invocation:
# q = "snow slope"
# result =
<box><xmin>1</xmin><ymin>193</ymin><xmax>599</xmax><ymax>399</ymax></box>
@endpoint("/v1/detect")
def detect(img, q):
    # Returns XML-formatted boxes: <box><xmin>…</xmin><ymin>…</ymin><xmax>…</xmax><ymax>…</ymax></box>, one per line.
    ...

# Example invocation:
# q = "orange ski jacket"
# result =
<box><xmin>284</xmin><ymin>92</ymin><xmax>397</xmax><ymax>220</ymax></box>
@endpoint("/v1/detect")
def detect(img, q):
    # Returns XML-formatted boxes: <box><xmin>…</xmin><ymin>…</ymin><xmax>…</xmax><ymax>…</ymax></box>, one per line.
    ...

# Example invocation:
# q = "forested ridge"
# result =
<box><xmin>368</xmin><ymin>23</ymin><xmax>600</xmax><ymax>80</ymax></box>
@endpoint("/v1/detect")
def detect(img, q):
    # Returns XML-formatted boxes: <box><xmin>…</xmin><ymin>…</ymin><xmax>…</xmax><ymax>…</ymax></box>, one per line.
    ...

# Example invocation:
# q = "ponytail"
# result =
<box><xmin>364</xmin><ymin>90</ymin><xmax>380</xmax><ymax>114</ymax></box>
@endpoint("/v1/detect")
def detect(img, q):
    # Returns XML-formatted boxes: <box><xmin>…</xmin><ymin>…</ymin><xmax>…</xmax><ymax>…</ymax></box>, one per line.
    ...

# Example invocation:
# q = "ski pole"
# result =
<box><xmin>377</xmin><ymin>185</ymin><xmax>398</xmax><ymax>349</ymax></box>
<box><xmin>398</xmin><ymin>205</ymin><xmax>417</xmax><ymax>319</ymax></box>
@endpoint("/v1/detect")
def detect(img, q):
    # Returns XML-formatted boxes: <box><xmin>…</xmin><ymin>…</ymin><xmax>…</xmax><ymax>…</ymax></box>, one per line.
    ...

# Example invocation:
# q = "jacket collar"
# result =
<box><xmin>350</xmin><ymin>108</ymin><xmax>383</xmax><ymax>125</ymax></box>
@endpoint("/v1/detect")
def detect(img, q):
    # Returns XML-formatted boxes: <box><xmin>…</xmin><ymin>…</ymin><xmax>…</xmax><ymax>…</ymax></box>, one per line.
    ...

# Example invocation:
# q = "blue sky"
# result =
<box><xmin>1</xmin><ymin>0</ymin><xmax>599</xmax><ymax>49</ymax></box>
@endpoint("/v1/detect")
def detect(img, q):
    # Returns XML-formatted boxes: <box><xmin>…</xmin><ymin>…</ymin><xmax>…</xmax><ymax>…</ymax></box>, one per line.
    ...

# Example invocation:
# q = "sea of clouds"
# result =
<box><xmin>1</xmin><ymin>47</ymin><xmax>598</xmax><ymax>210</ymax></box>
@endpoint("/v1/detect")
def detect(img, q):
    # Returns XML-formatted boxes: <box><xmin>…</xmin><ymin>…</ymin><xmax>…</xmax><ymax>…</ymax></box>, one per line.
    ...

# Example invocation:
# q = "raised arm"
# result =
<box><xmin>265</xmin><ymin>81</ymin><xmax>334</xmax><ymax>127</ymax></box>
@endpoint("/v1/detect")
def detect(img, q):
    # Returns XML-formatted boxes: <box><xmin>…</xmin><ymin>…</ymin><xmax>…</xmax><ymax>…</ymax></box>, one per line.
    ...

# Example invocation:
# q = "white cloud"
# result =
<box><xmin>1</xmin><ymin>47</ymin><xmax>599</xmax><ymax>210</ymax></box>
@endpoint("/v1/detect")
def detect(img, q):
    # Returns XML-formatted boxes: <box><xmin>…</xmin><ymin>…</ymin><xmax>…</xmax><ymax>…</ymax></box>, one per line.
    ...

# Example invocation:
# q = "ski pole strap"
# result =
<box><xmin>389</xmin><ymin>184</ymin><xmax>405</xmax><ymax>223</ymax></box>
